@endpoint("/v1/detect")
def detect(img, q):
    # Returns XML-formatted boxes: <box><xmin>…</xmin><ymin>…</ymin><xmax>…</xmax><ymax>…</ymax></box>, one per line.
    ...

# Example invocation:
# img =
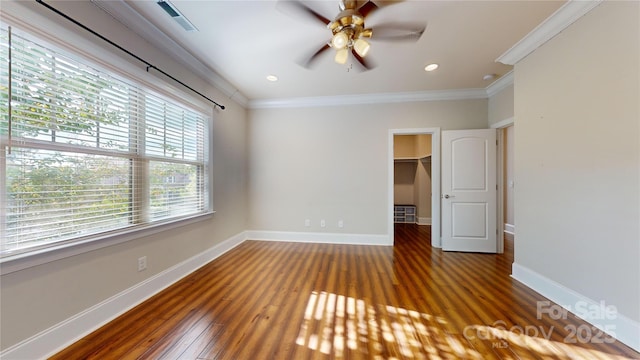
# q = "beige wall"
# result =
<box><xmin>0</xmin><ymin>1</ymin><xmax>249</xmax><ymax>351</ymax></box>
<box><xmin>513</xmin><ymin>0</ymin><xmax>639</xmax><ymax>322</ymax></box>
<box><xmin>248</xmin><ymin>101</ymin><xmax>487</xmax><ymax>234</ymax></box>
<box><xmin>488</xmin><ymin>84</ymin><xmax>514</xmax><ymax>126</ymax></box>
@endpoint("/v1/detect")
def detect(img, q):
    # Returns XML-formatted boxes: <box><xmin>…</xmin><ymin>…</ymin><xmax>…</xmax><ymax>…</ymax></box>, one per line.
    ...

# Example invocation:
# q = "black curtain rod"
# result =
<box><xmin>35</xmin><ymin>0</ymin><xmax>225</xmax><ymax>110</ymax></box>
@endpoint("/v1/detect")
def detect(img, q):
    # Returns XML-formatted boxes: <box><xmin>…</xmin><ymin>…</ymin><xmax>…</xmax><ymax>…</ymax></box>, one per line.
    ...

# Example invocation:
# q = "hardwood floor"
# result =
<box><xmin>51</xmin><ymin>224</ymin><xmax>640</xmax><ymax>359</ymax></box>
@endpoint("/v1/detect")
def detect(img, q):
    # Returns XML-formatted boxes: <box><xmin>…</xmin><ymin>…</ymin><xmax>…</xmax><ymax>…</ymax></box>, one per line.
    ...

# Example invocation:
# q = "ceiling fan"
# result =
<box><xmin>282</xmin><ymin>0</ymin><xmax>426</xmax><ymax>70</ymax></box>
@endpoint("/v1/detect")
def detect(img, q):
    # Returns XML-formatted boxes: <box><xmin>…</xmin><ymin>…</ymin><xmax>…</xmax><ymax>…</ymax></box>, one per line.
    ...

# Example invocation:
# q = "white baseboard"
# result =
<box><xmin>504</xmin><ymin>223</ymin><xmax>515</xmax><ymax>235</ymax></box>
<box><xmin>246</xmin><ymin>230</ymin><xmax>391</xmax><ymax>246</ymax></box>
<box><xmin>512</xmin><ymin>263</ymin><xmax>640</xmax><ymax>353</ymax></box>
<box><xmin>417</xmin><ymin>217</ymin><xmax>432</xmax><ymax>225</ymax></box>
<box><xmin>0</xmin><ymin>231</ymin><xmax>248</xmax><ymax>360</ymax></box>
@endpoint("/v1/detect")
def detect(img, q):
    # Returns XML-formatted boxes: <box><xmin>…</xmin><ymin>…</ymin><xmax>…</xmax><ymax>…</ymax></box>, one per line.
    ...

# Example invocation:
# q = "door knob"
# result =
<box><xmin>443</xmin><ymin>194</ymin><xmax>455</xmax><ymax>199</ymax></box>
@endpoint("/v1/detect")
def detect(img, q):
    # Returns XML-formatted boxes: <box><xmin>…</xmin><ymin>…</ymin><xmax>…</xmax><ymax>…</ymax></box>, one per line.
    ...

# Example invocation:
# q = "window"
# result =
<box><xmin>0</xmin><ymin>26</ymin><xmax>211</xmax><ymax>259</ymax></box>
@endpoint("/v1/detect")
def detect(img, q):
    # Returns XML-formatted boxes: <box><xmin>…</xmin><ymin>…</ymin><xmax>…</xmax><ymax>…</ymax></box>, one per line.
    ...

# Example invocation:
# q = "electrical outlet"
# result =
<box><xmin>138</xmin><ymin>256</ymin><xmax>147</xmax><ymax>272</ymax></box>
<box><xmin>320</xmin><ymin>219</ymin><xmax>326</xmax><ymax>228</ymax></box>
<box><xmin>338</xmin><ymin>220</ymin><xmax>344</xmax><ymax>228</ymax></box>
<box><xmin>305</xmin><ymin>219</ymin><xmax>311</xmax><ymax>227</ymax></box>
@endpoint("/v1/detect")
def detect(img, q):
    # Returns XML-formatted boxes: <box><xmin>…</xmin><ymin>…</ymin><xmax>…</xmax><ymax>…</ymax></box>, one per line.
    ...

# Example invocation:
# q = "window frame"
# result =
<box><xmin>0</xmin><ymin>19</ymin><xmax>215</xmax><ymax>274</ymax></box>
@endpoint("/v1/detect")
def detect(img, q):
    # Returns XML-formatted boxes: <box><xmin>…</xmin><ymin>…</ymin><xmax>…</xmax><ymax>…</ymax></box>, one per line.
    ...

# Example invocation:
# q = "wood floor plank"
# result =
<box><xmin>50</xmin><ymin>224</ymin><xmax>640</xmax><ymax>360</ymax></box>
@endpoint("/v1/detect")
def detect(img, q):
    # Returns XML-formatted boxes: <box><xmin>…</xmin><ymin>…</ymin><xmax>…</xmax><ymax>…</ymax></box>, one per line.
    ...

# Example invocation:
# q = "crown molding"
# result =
<box><xmin>91</xmin><ymin>0</ymin><xmax>249</xmax><ymax>107</ymax></box>
<box><xmin>486</xmin><ymin>70</ymin><xmax>514</xmax><ymax>98</ymax></box>
<box><xmin>248</xmin><ymin>88</ymin><xmax>488</xmax><ymax>109</ymax></box>
<box><xmin>90</xmin><ymin>0</ymin><xmax>528</xmax><ymax>110</ymax></box>
<box><xmin>496</xmin><ymin>0</ymin><xmax>603</xmax><ymax>65</ymax></box>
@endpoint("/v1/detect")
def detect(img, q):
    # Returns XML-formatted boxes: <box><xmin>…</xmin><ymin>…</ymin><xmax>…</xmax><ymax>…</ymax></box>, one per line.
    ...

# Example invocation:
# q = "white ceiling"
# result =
<box><xmin>96</xmin><ymin>0</ymin><xmax>565</xmax><ymax>103</ymax></box>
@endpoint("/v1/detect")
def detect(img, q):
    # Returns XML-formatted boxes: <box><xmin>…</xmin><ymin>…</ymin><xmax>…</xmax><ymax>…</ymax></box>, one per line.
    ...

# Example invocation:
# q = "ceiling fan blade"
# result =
<box><xmin>371</xmin><ymin>23</ymin><xmax>426</xmax><ymax>42</ymax></box>
<box><xmin>277</xmin><ymin>0</ymin><xmax>332</xmax><ymax>25</ymax></box>
<box><xmin>352</xmin><ymin>48</ymin><xmax>375</xmax><ymax>70</ymax></box>
<box><xmin>299</xmin><ymin>43</ymin><xmax>331</xmax><ymax>68</ymax></box>
<box><xmin>358</xmin><ymin>1</ymin><xmax>379</xmax><ymax>18</ymax></box>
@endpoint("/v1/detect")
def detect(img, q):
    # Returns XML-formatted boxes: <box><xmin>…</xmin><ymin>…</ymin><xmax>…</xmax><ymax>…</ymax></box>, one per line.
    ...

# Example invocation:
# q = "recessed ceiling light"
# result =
<box><xmin>424</xmin><ymin>63</ymin><xmax>439</xmax><ymax>72</ymax></box>
<box><xmin>266</xmin><ymin>75</ymin><xmax>278</xmax><ymax>82</ymax></box>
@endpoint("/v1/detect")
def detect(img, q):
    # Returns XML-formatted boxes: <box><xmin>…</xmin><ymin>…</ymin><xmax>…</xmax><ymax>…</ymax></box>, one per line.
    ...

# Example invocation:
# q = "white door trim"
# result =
<box><xmin>388</xmin><ymin>128</ymin><xmax>441</xmax><ymax>247</ymax></box>
<box><xmin>491</xmin><ymin>117</ymin><xmax>514</xmax><ymax>254</ymax></box>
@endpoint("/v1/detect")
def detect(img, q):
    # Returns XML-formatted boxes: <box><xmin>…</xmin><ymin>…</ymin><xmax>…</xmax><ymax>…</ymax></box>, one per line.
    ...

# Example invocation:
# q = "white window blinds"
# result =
<box><xmin>0</xmin><ymin>26</ymin><xmax>211</xmax><ymax>257</ymax></box>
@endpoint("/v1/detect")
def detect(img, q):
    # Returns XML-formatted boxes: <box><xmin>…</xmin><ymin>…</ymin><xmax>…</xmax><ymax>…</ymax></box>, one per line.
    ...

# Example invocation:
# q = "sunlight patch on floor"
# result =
<box><xmin>295</xmin><ymin>291</ymin><xmax>632</xmax><ymax>359</ymax></box>
<box><xmin>295</xmin><ymin>291</ymin><xmax>482</xmax><ymax>359</ymax></box>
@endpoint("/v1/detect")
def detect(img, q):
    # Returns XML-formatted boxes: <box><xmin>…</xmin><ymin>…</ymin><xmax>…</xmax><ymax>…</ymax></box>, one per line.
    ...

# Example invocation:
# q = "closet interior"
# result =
<box><xmin>394</xmin><ymin>134</ymin><xmax>432</xmax><ymax>225</ymax></box>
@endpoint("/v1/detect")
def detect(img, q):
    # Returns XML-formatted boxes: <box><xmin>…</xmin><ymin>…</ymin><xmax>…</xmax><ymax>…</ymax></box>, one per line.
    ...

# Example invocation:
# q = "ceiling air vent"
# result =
<box><xmin>157</xmin><ymin>0</ymin><xmax>198</xmax><ymax>32</ymax></box>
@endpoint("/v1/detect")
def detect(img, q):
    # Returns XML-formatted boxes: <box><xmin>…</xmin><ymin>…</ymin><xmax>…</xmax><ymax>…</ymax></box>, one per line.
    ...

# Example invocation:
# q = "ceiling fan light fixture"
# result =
<box><xmin>292</xmin><ymin>0</ymin><xmax>426</xmax><ymax>71</ymax></box>
<box><xmin>354</xmin><ymin>38</ymin><xmax>370</xmax><ymax>57</ymax></box>
<box><xmin>335</xmin><ymin>48</ymin><xmax>349</xmax><ymax>64</ymax></box>
<box><xmin>331</xmin><ymin>31</ymin><xmax>349</xmax><ymax>49</ymax></box>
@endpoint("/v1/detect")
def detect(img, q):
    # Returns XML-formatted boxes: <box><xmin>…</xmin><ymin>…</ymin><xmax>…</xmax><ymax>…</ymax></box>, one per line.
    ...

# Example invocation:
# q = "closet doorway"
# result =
<box><xmin>493</xmin><ymin>118</ymin><xmax>515</xmax><ymax>254</ymax></box>
<box><xmin>388</xmin><ymin>128</ymin><xmax>441</xmax><ymax>247</ymax></box>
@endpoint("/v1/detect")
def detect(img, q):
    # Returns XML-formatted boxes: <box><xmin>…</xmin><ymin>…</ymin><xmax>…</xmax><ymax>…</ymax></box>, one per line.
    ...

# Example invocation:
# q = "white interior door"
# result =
<box><xmin>442</xmin><ymin>129</ymin><xmax>497</xmax><ymax>252</ymax></box>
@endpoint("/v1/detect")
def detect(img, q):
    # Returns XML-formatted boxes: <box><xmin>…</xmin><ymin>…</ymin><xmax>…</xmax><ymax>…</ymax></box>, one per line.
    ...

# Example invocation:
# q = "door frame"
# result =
<box><xmin>388</xmin><ymin>128</ymin><xmax>441</xmax><ymax>247</ymax></box>
<box><xmin>491</xmin><ymin>117</ymin><xmax>515</xmax><ymax>254</ymax></box>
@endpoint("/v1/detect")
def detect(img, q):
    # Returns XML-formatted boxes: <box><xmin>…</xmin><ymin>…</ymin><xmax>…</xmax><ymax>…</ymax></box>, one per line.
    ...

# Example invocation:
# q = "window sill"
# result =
<box><xmin>0</xmin><ymin>212</ymin><xmax>215</xmax><ymax>275</ymax></box>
